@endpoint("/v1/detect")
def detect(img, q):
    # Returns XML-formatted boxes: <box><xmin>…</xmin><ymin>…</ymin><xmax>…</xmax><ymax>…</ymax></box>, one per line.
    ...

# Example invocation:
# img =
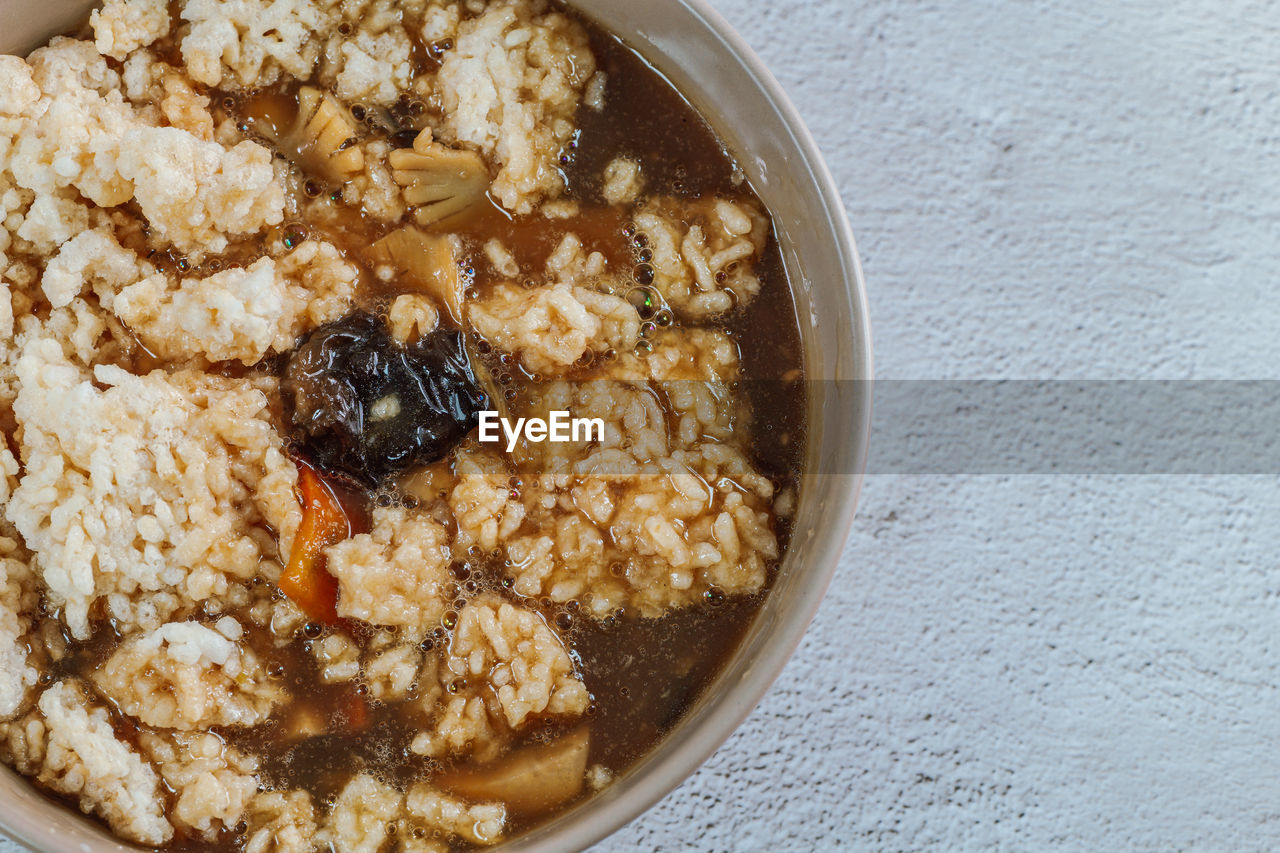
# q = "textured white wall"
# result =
<box><xmin>595</xmin><ymin>0</ymin><xmax>1280</xmax><ymax>851</ymax></box>
<box><xmin>5</xmin><ymin>1</ymin><xmax>1279</xmax><ymax>851</ymax></box>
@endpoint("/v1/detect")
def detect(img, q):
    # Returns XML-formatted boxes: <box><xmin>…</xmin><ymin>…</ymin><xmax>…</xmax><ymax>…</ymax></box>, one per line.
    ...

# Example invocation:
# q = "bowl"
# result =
<box><xmin>0</xmin><ymin>1</ymin><xmax>872</xmax><ymax>849</ymax></box>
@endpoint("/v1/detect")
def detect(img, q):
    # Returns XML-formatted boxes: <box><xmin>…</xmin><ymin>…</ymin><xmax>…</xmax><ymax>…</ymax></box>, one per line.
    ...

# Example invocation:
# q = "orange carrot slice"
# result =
<box><xmin>279</xmin><ymin>464</ymin><xmax>351</xmax><ymax>624</ymax></box>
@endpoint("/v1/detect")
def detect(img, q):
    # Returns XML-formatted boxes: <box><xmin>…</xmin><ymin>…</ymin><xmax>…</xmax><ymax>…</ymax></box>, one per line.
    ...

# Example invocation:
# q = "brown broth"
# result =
<box><xmin>566</xmin><ymin>26</ymin><xmax>808</xmax><ymax>488</ymax></box>
<box><xmin>14</xmin><ymin>3</ymin><xmax>809</xmax><ymax>850</ymax></box>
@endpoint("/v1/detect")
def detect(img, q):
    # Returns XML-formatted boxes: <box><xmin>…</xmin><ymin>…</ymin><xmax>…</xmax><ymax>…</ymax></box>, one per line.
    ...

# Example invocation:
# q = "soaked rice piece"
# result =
<box><xmin>451</xmin><ymin>326</ymin><xmax>777</xmax><ymax>619</ymax></box>
<box><xmin>601</xmin><ymin>157</ymin><xmax>643</xmax><ymax>206</ymax></box>
<box><xmin>634</xmin><ymin>196</ymin><xmax>769</xmax><ymax>319</ymax></box>
<box><xmin>387</xmin><ymin>293</ymin><xmax>440</xmax><ymax>345</ymax></box>
<box><xmin>365</xmin><ymin>642</ymin><xmax>424</xmax><ymax>701</ymax></box>
<box><xmin>434</xmin><ymin>0</ymin><xmax>597</xmax><ymax>214</ymax></box>
<box><xmin>516</xmin><ymin>365</ymin><xmax>738</xmax><ymax>470</ymax></box>
<box><xmin>94</xmin><ymin>619</ymin><xmax>284</xmax><ymax>730</ymax></box>
<box><xmin>0</xmin><ymin>283</ymin><xmax>28</xmax><ymax>413</ymax></box>
<box><xmin>411</xmin><ymin>597</ymin><xmax>588</xmax><ymax>760</ymax></box>
<box><xmin>250</xmin><ymin>590</ymin><xmax>310</xmax><ymax>648</ymax></box>
<box><xmin>543</xmin><ymin>232</ymin><xmax>608</xmax><ymax>283</ymax></box>
<box><xmin>450</xmin><ymin>448</ymin><xmax>527</xmax><ymax>554</ymax></box>
<box><xmin>412</xmin><ymin>686</ymin><xmax>505</xmax><ymax>762</ymax></box>
<box><xmin>4</xmin><ymin>39</ymin><xmax>282</xmax><ymax>258</ymax></box>
<box><xmin>0</xmin><ymin>441</ymin><xmax>17</xmax><ymax>507</ymax></box>
<box><xmin>0</xmin><ymin>681</ymin><xmax>172</xmax><ymax>845</ymax></box>
<box><xmin>2</xmin><ymin>294</ymin><xmax>139</xmax><ymax>417</ymax></box>
<box><xmin>311</xmin><ymin>629</ymin><xmax>425</xmax><ymax>700</ymax></box>
<box><xmin>326</xmin><ymin>506</ymin><xmax>453</xmax><ymax>637</ymax></box>
<box><xmin>0</xmin><ymin>56</ymin><xmax>40</xmax><ymax>117</ymax></box>
<box><xmin>468</xmin><ymin>282</ymin><xmax>639</xmax><ymax>375</ymax></box>
<box><xmin>404</xmin><ymin>783</ymin><xmax>505</xmax><ymax>846</ymax></box>
<box><xmin>113</xmin><ymin>239</ymin><xmax>358</xmax><ymax>365</ymax></box>
<box><xmin>499</xmin><ymin>448</ymin><xmax>776</xmax><ymax>618</ymax></box>
<box><xmin>312</xmin><ymin>631</ymin><xmax>362</xmax><ymax>683</ymax></box>
<box><xmin>320</xmin><ymin>773</ymin><xmax>403</xmax><ymax>853</ymax></box>
<box><xmin>118</xmin><ymin>126</ymin><xmax>284</xmax><ymax>255</ymax></box>
<box><xmin>244</xmin><ymin>790</ymin><xmax>318</xmax><ymax>853</ymax></box>
<box><xmin>5</xmin><ymin>339</ymin><xmax>300</xmax><ymax>639</ymax></box>
<box><xmin>447</xmin><ymin>597</ymin><xmax>589</xmax><ymax>727</ymax></box>
<box><xmin>466</xmin><ymin>232</ymin><xmax>641</xmax><ymax>376</ymax></box>
<box><xmin>484</xmin><ymin>238</ymin><xmax>520</xmax><ymax>278</ymax></box>
<box><xmin>599</xmin><ymin>326</ymin><xmax>742</xmax><ymax>383</ymax></box>
<box><xmin>38</xmin><ymin>226</ymin><xmax>153</xmax><ymax>310</ymax></box>
<box><xmin>349</xmin><ymin>137</ymin><xmax>407</xmax><ymax>222</ymax></box>
<box><xmin>180</xmin><ymin>0</ymin><xmax>330</xmax><ymax>89</ymax></box>
<box><xmin>0</xmin><ymin>538</ymin><xmax>37</xmax><ymax>720</ymax></box>
<box><xmin>182</xmin><ymin>0</ymin><xmax>430</xmax><ymax>98</ymax></box>
<box><xmin>8</xmin><ymin>39</ymin><xmax>139</xmax><ymax>210</ymax></box>
<box><xmin>118</xmin><ymin>51</ymin><xmax>217</xmax><ymax>140</ymax></box>
<box><xmin>334</xmin><ymin>26</ymin><xmax>415</xmax><ymax>105</ymax></box>
<box><xmin>90</xmin><ymin>0</ymin><xmax>172</xmax><ymax>61</ymax></box>
<box><xmin>138</xmin><ymin>730</ymin><xmax>260</xmax><ymax>839</ymax></box>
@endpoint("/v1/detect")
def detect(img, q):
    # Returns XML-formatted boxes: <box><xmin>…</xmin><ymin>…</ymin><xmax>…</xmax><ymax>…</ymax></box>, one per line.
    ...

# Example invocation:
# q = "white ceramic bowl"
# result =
<box><xmin>0</xmin><ymin>1</ymin><xmax>872</xmax><ymax>849</ymax></box>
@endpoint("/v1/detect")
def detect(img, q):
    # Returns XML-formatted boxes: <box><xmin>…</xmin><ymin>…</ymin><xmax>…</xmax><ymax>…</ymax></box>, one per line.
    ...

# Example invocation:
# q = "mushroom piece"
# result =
<box><xmin>390</xmin><ymin>130</ymin><xmax>490</xmax><ymax>227</ymax></box>
<box><xmin>365</xmin><ymin>226</ymin><xmax>467</xmax><ymax>325</ymax></box>
<box><xmin>259</xmin><ymin>86</ymin><xmax>364</xmax><ymax>184</ymax></box>
<box><xmin>280</xmin><ymin>312</ymin><xmax>488</xmax><ymax>487</ymax></box>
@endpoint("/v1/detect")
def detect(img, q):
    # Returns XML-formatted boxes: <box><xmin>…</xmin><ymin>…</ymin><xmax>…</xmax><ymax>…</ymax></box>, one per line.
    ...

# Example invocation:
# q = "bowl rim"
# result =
<box><xmin>0</xmin><ymin>0</ymin><xmax>873</xmax><ymax>850</ymax></box>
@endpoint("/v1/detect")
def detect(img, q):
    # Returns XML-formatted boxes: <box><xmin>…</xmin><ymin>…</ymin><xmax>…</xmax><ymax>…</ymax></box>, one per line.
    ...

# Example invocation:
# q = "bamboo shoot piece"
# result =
<box><xmin>390</xmin><ymin>130</ymin><xmax>490</xmax><ymax>226</ymax></box>
<box><xmin>465</xmin><ymin>336</ymin><xmax>509</xmax><ymax>426</ymax></box>
<box><xmin>250</xmin><ymin>86</ymin><xmax>364</xmax><ymax>184</ymax></box>
<box><xmin>365</xmin><ymin>226</ymin><xmax>466</xmax><ymax>325</ymax></box>
<box><xmin>435</xmin><ymin>726</ymin><xmax>590</xmax><ymax>816</ymax></box>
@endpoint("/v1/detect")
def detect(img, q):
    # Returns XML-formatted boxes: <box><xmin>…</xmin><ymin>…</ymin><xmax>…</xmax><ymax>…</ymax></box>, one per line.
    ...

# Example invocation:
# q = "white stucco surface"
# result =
<box><xmin>592</xmin><ymin>0</ymin><xmax>1280</xmax><ymax>851</ymax></box>
<box><xmin>3</xmin><ymin>1</ymin><xmax>1276</xmax><ymax>852</ymax></box>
